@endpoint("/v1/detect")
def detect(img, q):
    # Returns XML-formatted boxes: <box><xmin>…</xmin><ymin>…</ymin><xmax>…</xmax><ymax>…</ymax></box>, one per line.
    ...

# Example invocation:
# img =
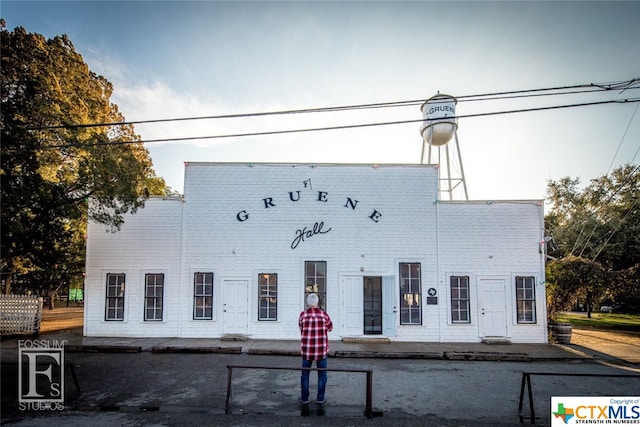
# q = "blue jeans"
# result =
<box><xmin>300</xmin><ymin>357</ymin><xmax>328</xmax><ymax>402</ymax></box>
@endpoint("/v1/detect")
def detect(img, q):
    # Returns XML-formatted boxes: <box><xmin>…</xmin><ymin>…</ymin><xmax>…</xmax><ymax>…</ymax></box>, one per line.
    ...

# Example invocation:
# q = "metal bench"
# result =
<box><xmin>518</xmin><ymin>371</ymin><xmax>640</xmax><ymax>424</ymax></box>
<box><xmin>225</xmin><ymin>364</ymin><xmax>382</xmax><ymax>418</ymax></box>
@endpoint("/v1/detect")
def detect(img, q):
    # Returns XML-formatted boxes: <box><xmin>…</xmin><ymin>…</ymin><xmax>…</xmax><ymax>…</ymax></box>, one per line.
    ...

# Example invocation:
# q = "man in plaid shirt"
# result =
<box><xmin>298</xmin><ymin>293</ymin><xmax>333</xmax><ymax>404</ymax></box>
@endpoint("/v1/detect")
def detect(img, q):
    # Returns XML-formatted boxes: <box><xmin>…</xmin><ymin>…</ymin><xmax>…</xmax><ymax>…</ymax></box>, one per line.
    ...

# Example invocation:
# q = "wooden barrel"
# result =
<box><xmin>554</xmin><ymin>322</ymin><xmax>572</xmax><ymax>344</ymax></box>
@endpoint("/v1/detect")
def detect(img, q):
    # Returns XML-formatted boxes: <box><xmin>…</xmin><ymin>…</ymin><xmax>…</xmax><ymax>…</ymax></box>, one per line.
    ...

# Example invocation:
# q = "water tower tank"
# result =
<box><xmin>420</xmin><ymin>94</ymin><xmax>457</xmax><ymax>146</ymax></box>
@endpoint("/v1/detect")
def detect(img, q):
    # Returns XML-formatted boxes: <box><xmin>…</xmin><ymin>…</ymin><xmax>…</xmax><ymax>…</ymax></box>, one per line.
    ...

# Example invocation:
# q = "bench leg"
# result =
<box><xmin>225</xmin><ymin>366</ymin><xmax>233</xmax><ymax>414</ymax></box>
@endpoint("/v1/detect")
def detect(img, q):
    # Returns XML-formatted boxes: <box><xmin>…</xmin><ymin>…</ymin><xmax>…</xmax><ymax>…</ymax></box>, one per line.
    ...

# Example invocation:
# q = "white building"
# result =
<box><xmin>84</xmin><ymin>162</ymin><xmax>548</xmax><ymax>343</ymax></box>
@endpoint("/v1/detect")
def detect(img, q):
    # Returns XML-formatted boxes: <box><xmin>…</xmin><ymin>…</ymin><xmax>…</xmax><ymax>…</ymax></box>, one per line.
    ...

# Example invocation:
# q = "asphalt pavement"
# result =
<box><xmin>1</xmin><ymin>313</ymin><xmax>639</xmax><ymax>427</ymax></box>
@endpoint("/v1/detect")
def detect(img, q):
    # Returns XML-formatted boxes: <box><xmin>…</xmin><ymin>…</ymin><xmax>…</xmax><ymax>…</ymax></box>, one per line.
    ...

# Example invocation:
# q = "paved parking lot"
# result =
<box><xmin>1</xmin><ymin>309</ymin><xmax>639</xmax><ymax>426</ymax></box>
<box><xmin>3</xmin><ymin>351</ymin><xmax>638</xmax><ymax>427</ymax></box>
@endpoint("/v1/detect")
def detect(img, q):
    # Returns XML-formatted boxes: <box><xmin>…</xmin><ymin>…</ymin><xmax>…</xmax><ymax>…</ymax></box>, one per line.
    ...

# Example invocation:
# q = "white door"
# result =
<box><xmin>341</xmin><ymin>276</ymin><xmax>363</xmax><ymax>336</ymax></box>
<box><xmin>478</xmin><ymin>277</ymin><xmax>507</xmax><ymax>337</ymax></box>
<box><xmin>382</xmin><ymin>276</ymin><xmax>397</xmax><ymax>337</ymax></box>
<box><xmin>223</xmin><ymin>279</ymin><xmax>249</xmax><ymax>335</ymax></box>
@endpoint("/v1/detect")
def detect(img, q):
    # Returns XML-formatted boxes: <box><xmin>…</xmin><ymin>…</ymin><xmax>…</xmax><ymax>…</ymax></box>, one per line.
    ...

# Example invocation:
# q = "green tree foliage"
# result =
<box><xmin>545</xmin><ymin>164</ymin><xmax>640</xmax><ymax>314</ymax></box>
<box><xmin>1</xmin><ymin>23</ymin><xmax>166</xmax><ymax>296</ymax></box>
<box><xmin>546</xmin><ymin>255</ymin><xmax>605</xmax><ymax>319</ymax></box>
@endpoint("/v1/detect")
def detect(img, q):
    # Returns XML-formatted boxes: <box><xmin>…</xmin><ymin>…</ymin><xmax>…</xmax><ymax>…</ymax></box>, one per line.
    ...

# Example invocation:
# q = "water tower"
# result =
<box><xmin>420</xmin><ymin>93</ymin><xmax>468</xmax><ymax>200</ymax></box>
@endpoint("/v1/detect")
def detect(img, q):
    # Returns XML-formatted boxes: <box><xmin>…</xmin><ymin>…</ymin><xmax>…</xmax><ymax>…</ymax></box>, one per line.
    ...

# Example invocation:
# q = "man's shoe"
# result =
<box><xmin>298</xmin><ymin>397</ymin><xmax>310</xmax><ymax>404</ymax></box>
<box><xmin>316</xmin><ymin>399</ymin><xmax>325</xmax><ymax>404</ymax></box>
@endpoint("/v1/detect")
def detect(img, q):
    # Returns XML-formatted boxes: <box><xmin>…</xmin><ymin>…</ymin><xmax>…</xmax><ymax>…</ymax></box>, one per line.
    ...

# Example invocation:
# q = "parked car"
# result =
<box><xmin>600</xmin><ymin>306</ymin><xmax>612</xmax><ymax>313</ymax></box>
<box><xmin>610</xmin><ymin>303</ymin><xmax>639</xmax><ymax>314</ymax></box>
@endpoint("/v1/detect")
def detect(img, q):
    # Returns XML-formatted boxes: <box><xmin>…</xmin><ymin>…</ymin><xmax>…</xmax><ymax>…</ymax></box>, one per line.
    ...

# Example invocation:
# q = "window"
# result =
<box><xmin>399</xmin><ymin>263</ymin><xmax>421</xmax><ymax>325</ymax></box>
<box><xmin>516</xmin><ymin>276</ymin><xmax>536</xmax><ymax>323</ymax></box>
<box><xmin>450</xmin><ymin>276</ymin><xmax>470</xmax><ymax>323</ymax></box>
<box><xmin>105</xmin><ymin>273</ymin><xmax>125</xmax><ymax>321</ymax></box>
<box><xmin>258</xmin><ymin>273</ymin><xmax>278</xmax><ymax>320</ymax></box>
<box><xmin>193</xmin><ymin>272</ymin><xmax>213</xmax><ymax>320</ymax></box>
<box><xmin>144</xmin><ymin>273</ymin><xmax>164</xmax><ymax>321</ymax></box>
<box><xmin>305</xmin><ymin>261</ymin><xmax>327</xmax><ymax>310</ymax></box>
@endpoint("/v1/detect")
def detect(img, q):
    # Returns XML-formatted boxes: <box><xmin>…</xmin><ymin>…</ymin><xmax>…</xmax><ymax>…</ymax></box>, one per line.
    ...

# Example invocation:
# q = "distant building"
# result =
<box><xmin>84</xmin><ymin>163</ymin><xmax>547</xmax><ymax>343</ymax></box>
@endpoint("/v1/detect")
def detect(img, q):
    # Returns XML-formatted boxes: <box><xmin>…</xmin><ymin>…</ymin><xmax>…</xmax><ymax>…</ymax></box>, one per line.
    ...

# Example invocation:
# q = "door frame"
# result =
<box><xmin>382</xmin><ymin>276</ymin><xmax>397</xmax><ymax>337</ymax></box>
<box><xmin>340</xmin><ymin>273</ymin><xmax>396</xmax><ymax>337</ymax></box>
<box><xmin>340</xmin><ymin>275</ymin><xmax>363</xmax><ymax>337</ymax></box>
<box><xmin>477</xmin><ymin>276</ymin><xmax>508</xmax><ymax>338</ymax></box>
<box><xmin>221</xmin><ymin>277</ymin><xmax>250</xmax><ymax>335</ymax></box>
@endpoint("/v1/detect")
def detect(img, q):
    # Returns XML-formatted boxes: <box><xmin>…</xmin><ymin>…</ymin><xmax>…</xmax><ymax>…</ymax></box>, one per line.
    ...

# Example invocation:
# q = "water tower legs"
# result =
<box><xmin>421</xmin><ymin>131</ymin><xmax>468</xmax><ymax>201</ymax></box>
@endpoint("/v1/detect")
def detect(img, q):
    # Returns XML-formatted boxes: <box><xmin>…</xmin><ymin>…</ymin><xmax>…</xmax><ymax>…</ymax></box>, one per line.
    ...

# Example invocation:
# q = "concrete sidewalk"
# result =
<box><xmin>25</xmin><ymin>307</ymin><xmax>638</xmax><ymax>365</ymax></box>
<box><xmin>0</xmin><ymin>327</ymin><xmax>583</xmax><ymax>362</ymax></box>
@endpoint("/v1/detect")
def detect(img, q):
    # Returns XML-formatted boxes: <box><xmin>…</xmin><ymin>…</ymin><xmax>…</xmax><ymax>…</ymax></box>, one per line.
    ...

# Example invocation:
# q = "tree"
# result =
<box><xmin>545</xmin><ymin>164</ymin><xmax>640</xmax><ymax>313</ymax></box>
<box><xmin>546</xmin><ymin>255</ymin><xmax>605</xmax><ymax>319</ymax></box>
<box><xmin>1</xmin><ymin>23</ymin><xmax>166</xmax><ymax>296</ymax></box>
<box><xmin>545</xmin><ymin>164</ymin><xmax>640</xmax><ymax>270</ymax></box>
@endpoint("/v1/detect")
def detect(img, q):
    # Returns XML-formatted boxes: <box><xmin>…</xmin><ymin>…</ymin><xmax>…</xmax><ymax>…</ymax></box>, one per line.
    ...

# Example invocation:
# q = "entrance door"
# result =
<box><xmin>382</xmin><ymin>276</ymin><xmax>397</xmax><ymax>337</ymax></box>
<box><xmin>363</xmin><ymin>277</ymin><xmax>382</xmax><ymax>335</ymax></box>
<box><xmin>223</xmin><ymin>279</ymin><xmax>249</xmax><ymax>335</ymax></box>
<box><xmin>341</xmin><ymin>276</ymin><xmax>363</xmax><ymax>336</ymax></box>
<box><xmin>478</xmin><ymin>277</ymin><xmax>507</xmax><ymax>337</ymax></box>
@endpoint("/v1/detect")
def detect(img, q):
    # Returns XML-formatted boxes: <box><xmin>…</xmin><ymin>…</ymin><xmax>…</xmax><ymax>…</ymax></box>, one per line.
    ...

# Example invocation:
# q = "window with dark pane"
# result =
<box><xmin>144</xmin><ymin>273</ymin><xmax>164</xmax><ymax>321</ymax></box>
<box><xmin>450</xmin><ymin>276</ymin><xmax>470</xmax><ymax>323</ymax></box>
<box><xmin>516</xmin><ymin>276</ymin><xmax>536</xmax><ymax>323</ymax></box>
<box><xmin>258</xmin><ymin>273</ymin><xmax>277</xmax><ymax>320</ymax></box>
<box><xmin>105</xmin><ymin>273</ymin><xmax>125</xmax><ymax>321</ymax></box>
<box><xmin>399</xmin><ymin>263</ymin><xmax>422</xmax><ymax>325</ymax></box>
<box><xmin>193</xmin><ymin>272</ymin><xmax>213</xmax><ymax>320</ymax></box>
<box><xmin>304</xmin><ymin>261</ymin><xmax>327</xmax><ymax>310</ymax></box>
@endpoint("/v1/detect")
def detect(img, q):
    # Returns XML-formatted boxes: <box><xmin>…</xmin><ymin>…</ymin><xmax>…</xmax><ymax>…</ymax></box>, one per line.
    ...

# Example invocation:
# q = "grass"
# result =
<box><xmin>556</xmin><ymin>312</ymin><xmax>640</xmax><ymax>332</ymax></box>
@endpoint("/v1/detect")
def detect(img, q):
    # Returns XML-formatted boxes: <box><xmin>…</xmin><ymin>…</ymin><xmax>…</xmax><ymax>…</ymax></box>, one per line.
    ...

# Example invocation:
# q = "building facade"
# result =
<box><xmin>84</xmin><ymin>163</ymin><xmax>548</xmax><ymax>343</ymax></box>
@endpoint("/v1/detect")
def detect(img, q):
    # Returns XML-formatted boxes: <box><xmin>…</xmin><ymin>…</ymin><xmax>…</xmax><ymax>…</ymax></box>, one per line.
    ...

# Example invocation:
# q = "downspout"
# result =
<box><xmin>435</xmin><ymin>197</ymin><xmax>442</xmax><ymax>342</ymax></box>
<box><xmin>83</xmin><ymin>200</ymin><xmax>90</xmax><ymax>337</ymax></box>
<box><xmin>538</xmin><ymin>201</ymin><xmax>548</xmax><ymax>344</ymax></box>
<box><xmin>177</xmin><ymin>169</ymin><xmax>188</xmax><ymax>338</ymax></box>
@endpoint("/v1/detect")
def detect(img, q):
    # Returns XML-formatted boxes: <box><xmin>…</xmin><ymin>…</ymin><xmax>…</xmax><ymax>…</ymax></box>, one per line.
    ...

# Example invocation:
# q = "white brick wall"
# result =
<box><xmin>84</xmin><ymin>163</ymin><xmax>547</xmax><ymax>343</ymax></box>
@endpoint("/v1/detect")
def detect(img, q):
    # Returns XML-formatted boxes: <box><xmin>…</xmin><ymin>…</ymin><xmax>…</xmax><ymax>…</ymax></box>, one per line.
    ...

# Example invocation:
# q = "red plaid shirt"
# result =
<box><xmin>299</xmin><ymin>307</ymin><xmax>333</xmax><ymax>360</ymax></box>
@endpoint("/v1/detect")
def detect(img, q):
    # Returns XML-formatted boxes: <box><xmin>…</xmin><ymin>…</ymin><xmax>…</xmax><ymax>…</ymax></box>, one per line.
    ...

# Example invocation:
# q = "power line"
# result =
<box><xmin>566</xmin><ymin>163</ymin><xmax>640</xmax><ymax>257</ymax></box>
<box><xmin>607</xmin><ymin>102</ymin><xmax>639</xmax><ymax>173</ymax></box>
<box><xmin>42</xmin><ymin>97</ymin><xmax>640</xmax><ymax>149</ymax></box>
<box><xmin>592</xmin><ymin>199</ymin><xmax>640</xmax><ymax>262</ymax></box>
<box><xmin>575</xmin><ymin>102</ymin><xmax>640</xmax><ymax>256</ymax></box>
<box><xmin>22</xmin><ymin>78</ymin><xmax>640</xmax><ymax>132</ymax></box>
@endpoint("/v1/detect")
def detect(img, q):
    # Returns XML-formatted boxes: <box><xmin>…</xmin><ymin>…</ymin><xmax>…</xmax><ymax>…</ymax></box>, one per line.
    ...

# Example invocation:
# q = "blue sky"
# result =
<box><xmin>3</xmin><ymin>1</ymin><xmax>639</xmax><ymax>201</ymax></box>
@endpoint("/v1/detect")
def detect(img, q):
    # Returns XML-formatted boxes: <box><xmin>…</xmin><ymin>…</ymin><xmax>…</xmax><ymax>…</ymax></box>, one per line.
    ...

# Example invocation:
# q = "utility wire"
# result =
<box><xmin>42</xmin><ymin>97</ymin><xmax>640</xmax><ymax>149</ymax></box>
<box><xmin>577</xmin><ymin>224</ymin><xmax>599</xmax><ymax>258</ymax></box>
<box><xmin>574</xmin><ymin>102</ymin><xmax>639</xmax><ymax>256</ymax></box>
<box><xmin>565</xmin><ymin>163</ymin><xmax>640</xmax><ymax>258</ymax></box>
<box><xmin>592</xmin><ymin>199</ymin><xmax>640</xmax><ymax>262</ymax></box>
<box><xmin>571</xmin><ymin>104</ymin><xmax>640</xmax><ymax>260</ymax></box>
<box><xmin>22</xmin><ymin>78</ymin><xmax>640</xmax><ymax>131</ymax></box>
<box><xmin>462</xmin><ymin>87</ymin><xmax>637</xmax><ymax>103</ymax></box>
<box><xmin>459</xmin><ymin>78</ymin><xmax>639</xmax><ymax>101</ymax></box>
<box><xmin>607</xmin><ymin>102</ymin><xmax>639</xmax><ymax>173</ymax></box>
